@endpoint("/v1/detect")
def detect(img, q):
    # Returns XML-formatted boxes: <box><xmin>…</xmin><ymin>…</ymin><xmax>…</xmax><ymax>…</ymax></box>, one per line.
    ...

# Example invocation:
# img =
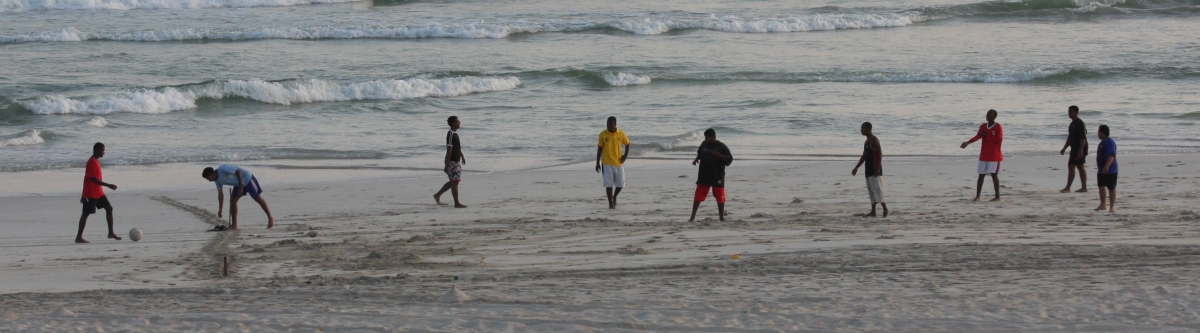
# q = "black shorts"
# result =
<box><xmin>82</xmin><ymin>196</ymin><xmax>112</xmax><ymax>215</ymax></box>
<box><xmin>1068</xmin><ymin>147</ymin><xmax>1086</xmax><ymax>166</ymax></box>
<box><xmin>1097</xmin><ymin>173</ymin><xmax>1118</xmax><ymax>189</ymax></box>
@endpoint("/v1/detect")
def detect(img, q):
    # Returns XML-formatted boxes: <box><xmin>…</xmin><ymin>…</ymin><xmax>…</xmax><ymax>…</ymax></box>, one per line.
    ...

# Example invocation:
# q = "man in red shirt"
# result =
<box><xmin>960</xmin><ymin>109</ymin><xmax>1003</xmax><ymax>202</ymax></box>
<box><xmin>76</xmin><ymin>142</ymin><xmax>121</xmax><ymax>243</ymax></box>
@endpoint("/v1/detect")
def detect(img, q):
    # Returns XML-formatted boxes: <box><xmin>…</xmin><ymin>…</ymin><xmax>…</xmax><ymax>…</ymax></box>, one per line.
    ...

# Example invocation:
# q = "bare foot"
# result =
<box><xmin>1059</xmin><ymin>188</ymin><xmax>1071</xmax><ymax>193</ymax></box>
<box><xmin>882</xmin><ymin>207</ymin><xmax>889</xmax><ymax>218</ymax></box>
<box><xmin>1109</xmin><ymin>208</ymin><xmax>1115</xmax><ymax>213</ymax></box>
<box><xmin>1075</xmin><ymin>188</ymin><xmax>1088</xmax><ymax>193</ymax></box>
<box><xmin>75</xmin><ymin>238</ymin><xmax>89</xmax><ymax>243</ymax></box>
<box><xmin>1094</xmin><ymin>205</ymin><xmax>1106</xmax><ymax>211</ymax></box>
<box><xmin>864</xmin><ymin>212</ymin><xmax>877</xmax><ymax>217</ymax></box>
<box><xmin>454</xmin><ymin>204</ymin><xmax>468</xmax><ymax>208</ymax></box>
<box><xmin>990</xmin><ymin>197</ymin><xmax>1002</xmax><ymax>202</ymax></box>
<box><xmin>267</xmin><ymin>218</ymin><xmax>275</xmax><ymax>229</ymax></box>
<box><xmin>971</xmin><ymin>197</ymin><xmax>981</xmax><ymax>202</ymax></box>
<box><xmin>433</xmin><ymin>194</ymin><xmax>443</xmax><ymax>205</ymax></box>
<box><xmin>229</xmin><ymin>225</ymin><xmax>238</xmax><ymax>230</ymax></box>
<box><xmin>108</xmin><ymin>234</ymin><xmax>122</xmax><ymax>240</ymax></box>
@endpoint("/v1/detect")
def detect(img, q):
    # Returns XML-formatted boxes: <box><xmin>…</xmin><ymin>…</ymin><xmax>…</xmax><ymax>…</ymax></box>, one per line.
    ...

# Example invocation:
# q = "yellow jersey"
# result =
<box><xmin>598</xmin><ymin>129</ymin><xmax>630</xmax><ymax>166</ymax></box>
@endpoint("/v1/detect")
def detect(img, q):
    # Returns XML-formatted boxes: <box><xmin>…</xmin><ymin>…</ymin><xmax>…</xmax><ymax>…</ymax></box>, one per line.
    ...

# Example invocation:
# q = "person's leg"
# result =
<box><xmin>1061</xmin><ymin>164</ymin><xmax>1076</xmax><ymax>193</ymax></box>
<box><xmin>450</xmin><ymin>181</ymin><xmax>466</xmax><ymax>208</ymax></box>
<box><xmin>104</xmin><ymin>207</ymin><xmax>120</xmax><ymax>240</ymax></box>
<box><xmin>1075</xmin><ymin>164</ymin><xmax>1088</xmax><ymax>192</ymax></box>
<box><xmin>434</xmin><ymin>181</ymin><xmax>452</xmax><ymax>205</ymax></box>
<box><xmin>612</xmin><ymin>187</ymin><xmax>622</xmax><ymax>208</ymax></box>
<box><xmin>76</xmin><ymin>199</ymin><xmax>93</xmax><ymax>243</ymax></box>
<box><xmin>76</xmin><ymin>213</ymin><xmax>90</xmax><ymax>243</ymax></box>
<box><xmin>605</xmin><ymin>187</ymin><xmax>614</xmax><ymax>208</ymax></box>
<box><xmin>252</xmin><ymin>196</ymin><xmax>275</xmax><ymax>228</ymax></box>
<box><xmin>611</xmin><ymin>166</ymin><xmax>624</xmax><ymax>208</ymax></box>
<box><xmin>717</xmin><ymin>202</ymin><xmax>725</xmax><ymax>221</ymax></box>
<box><xmin>714</xmin><ymin>187</ymin><xmax>726</xmax><ymax>221</ymax></box>
<box><xmin>865</xmin><ymin>177</ymin><xmax>876</xmax><ymax>216</ymax></box>
<box><xmin>974</xmin><ymin>174</ymin><xmax>985</xmax><ymax>201</ymax></box>
<box><xmin>880</xmin><ymin>202</ymin><xmax>889</xmax><ymax>218</ymax></box>
<box><xmin>229</xmin><ymin>194</ymin><xmax>241</xmax><ymax>230</ymax></box>
<box><xmin>989</xmin><ymin>173</ymin><xmax>1001</xmax><ymax>201</ymax></box>
<box><xmin>1095</xmin><ymin>185</ymin><xmax>1107</xmax><ymax>211</ymax></box>
<box><xmin>689</xmin><ymin>201</ymin><xmax>701</xmax><ymax>222</ymax></box>
<box><xmin>97</xmin><ymin>197</ymin><xmax>119</xmax><ymax>239</ymax></box>
<box><xmin>1108</xmin><ymin>188</ymin><xmax>1116</xmax><ymax>212</ymax></box>
<box><xmin>689</xmin><ymin>185</ymin><xmax>707</xmax><ymax>222</ymax></box>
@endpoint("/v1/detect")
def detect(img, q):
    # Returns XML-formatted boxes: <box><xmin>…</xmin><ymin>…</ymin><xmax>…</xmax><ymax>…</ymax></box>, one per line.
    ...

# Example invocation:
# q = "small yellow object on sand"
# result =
<box><xmin>731</xmin><ymin>254</ymin><xmax>741</xmax><ymax>259</ymax></box>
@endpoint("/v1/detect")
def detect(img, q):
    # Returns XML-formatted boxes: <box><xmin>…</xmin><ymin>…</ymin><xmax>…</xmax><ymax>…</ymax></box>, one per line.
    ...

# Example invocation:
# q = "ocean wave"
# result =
<box><xmin>839</xmin><ymin>68</ymin><xmax>1072</xmax><ymax>83</ymax></box>
<box><xmin>632</xmin><ymin>68</ymin><xmax>1074</xmax><ymax>84</ymax></box>
<box><xmin>0</xmin><ymin>148</ymin><xmax>386</xmax><ymax>172</ymax></box>
<box><xmin>0</xmin><ymin>0</ymin><xmax>361</xmax><ymax>12</ymax></box>
<box><xmin>0</xmin><ymin>14</ymin><xmax>926</xmax><ymax>43</ymax></box>
<box><xmin>18</xmin><ymin>76</ymin><xmax>521</xmax><ymax>115</ymax></box>
<box><xmin>86</xmin><ymin>116</ymin><xmax>108</xmax><ymax>127</ymax></box>
<box><xmin>0</xmin><ymin>129</ymin><xmax>45</xmax><ymax>147</ymax></box>
<box><xmin>603</xmin><ymin>73</ymin><xmax>652</xmax><ymax>86</ymax></box>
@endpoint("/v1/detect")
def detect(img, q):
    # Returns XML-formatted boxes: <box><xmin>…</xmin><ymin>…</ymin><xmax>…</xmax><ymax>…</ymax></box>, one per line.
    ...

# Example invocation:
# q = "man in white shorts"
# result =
<box><xmin>961</xmin><ymin>109</ymin><xmax>1004</xmax><ymax>202</ymax></box>
<box><xmin>595</xmin><ymin>116</ymin><xmax>630</xmax><ymax>209</ymax></box>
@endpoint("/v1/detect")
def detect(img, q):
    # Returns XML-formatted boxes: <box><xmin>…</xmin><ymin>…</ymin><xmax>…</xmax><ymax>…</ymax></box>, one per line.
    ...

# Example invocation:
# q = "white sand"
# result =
<box><xmin>2</xmin><ymin>154</ymin><xmax>1199</xmax><ymax>331</ymax></box>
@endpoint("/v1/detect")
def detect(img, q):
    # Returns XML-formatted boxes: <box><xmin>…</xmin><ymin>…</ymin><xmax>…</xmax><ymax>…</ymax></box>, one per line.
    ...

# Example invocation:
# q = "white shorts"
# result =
<box><xmin>866</xmin><ymin>176</ymin><xmax>884</xmax><ymax>204</ymax></box>
<box><xmin>602</xmin><ymin>165</ymin><xmax>625</xmax><ymax>188</ymax></box>
<box><xmin>977</xmin><ymin>161</ymin><xmax>1001</xmax><ymax>175</ymax></box>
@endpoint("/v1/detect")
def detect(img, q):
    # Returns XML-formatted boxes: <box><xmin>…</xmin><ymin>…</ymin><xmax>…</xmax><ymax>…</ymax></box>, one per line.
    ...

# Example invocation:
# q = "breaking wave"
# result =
<box><xmin>603</xmin><ymin>73</ymin><xmax>652</xmax><ymax>86</ymax></box>
<box><xmin>0</xmin><ymin>13</ymin><xmax>924</xmax><ymax>43</ymax></box>
<box><xmin>0</xmin><ymin>129</ymin><xmax>46</xmax><ymax>147</ymax></box>
<box><xmin>17</xmin><ymin>76</ymin><xmax>522</xmax><ymax>115</ymax></box>
<box><xmin>0</xmin><ymin>0</ymin><xmax>361</xmax><ymax>12</ymax></box>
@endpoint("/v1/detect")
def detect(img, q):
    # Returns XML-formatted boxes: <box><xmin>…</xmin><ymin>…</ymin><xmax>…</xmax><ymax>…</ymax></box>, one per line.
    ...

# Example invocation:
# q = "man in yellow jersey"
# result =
<box><xmin>596</xmin><ymin>116</ymin><xmax>630</xmax><ymax>209</ymax></box>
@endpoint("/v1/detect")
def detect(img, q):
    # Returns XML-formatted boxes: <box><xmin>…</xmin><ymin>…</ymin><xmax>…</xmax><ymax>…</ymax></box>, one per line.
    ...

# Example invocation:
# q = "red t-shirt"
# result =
<box><xmin>969</xmin><ymin>122</ymin><xmax>1003</xmax><ymax>162</ymax></box>
<box><xmin>82</xmin><ymin>157</ymin><xmax>104</xmax><ymax>199</ymax></box>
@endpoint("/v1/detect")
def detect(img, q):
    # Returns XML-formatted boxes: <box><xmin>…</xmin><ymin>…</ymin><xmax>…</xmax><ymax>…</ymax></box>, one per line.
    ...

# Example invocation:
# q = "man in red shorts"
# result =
<box><xmin>76</xmin><ymin>142</ymin><xmax>121</xmax><ymax>243</ymax></box>
<box><xmin>689</xmin><ymin>128</ymin><xmax>733</xmax><ymax>222</ymax></box>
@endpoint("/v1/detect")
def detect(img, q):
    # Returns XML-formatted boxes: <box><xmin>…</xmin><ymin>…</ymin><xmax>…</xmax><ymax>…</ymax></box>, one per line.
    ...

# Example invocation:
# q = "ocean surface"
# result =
<box><xmin>2</xmin><ymin>0</ymin><xmax>1199</xmax><ymax>173</ymax></box>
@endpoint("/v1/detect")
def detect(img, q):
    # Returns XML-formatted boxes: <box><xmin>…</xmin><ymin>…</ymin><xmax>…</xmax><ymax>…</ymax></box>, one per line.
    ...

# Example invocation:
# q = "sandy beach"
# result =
<box><xmin>1</xmin><ymin>153</ymin><xmax>1199</xmax><ymax>331</ymax></box>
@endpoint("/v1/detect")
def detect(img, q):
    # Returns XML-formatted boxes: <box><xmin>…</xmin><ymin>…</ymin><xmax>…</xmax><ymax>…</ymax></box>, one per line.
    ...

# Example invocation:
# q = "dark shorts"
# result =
<box><xmin>1097</xmin><ymin>173</ymin><xmax>1118</xmax><ymax>189</ymax></box>
<box><xmin>82</xmin><ymin>195</ymin><xmax>112</xmax><ymax>215</ymax></box>
<box><xmin>1068</xmin><ymin>147</ymin><xmax>1086</xmax><ymax>166</ymax></box>
<box><xmin>230</xmin><ymin>176</ymin><xmax>263</xmax><ymax>199</ymax></box>
<box><xmin>446</xmin><ymin>161</ymin><xmax>462</xmax><ymax>182</ymax></box>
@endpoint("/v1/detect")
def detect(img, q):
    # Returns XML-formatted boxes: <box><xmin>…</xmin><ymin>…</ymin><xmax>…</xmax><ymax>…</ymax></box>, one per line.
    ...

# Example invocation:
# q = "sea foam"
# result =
<box><xmin>603</xmin><ymin>73</ymin><xmax>652</xmax><ymax>86</ymax></box>
<box><xmin>19</xmin><ymin>77</ymin><xmax>522</xmax><ymax>115</ymax></box>
<box><xmin>86</xmin><ymin>117</ymin><xmax>108</xmax><ymax>127</ymax></box>
<box><xmin>0</xmin><ymin>0</ymin><xmax>361</xmax><ymax>12</ymax></box>
<box><xmin>0</xmin><ymin>130</ymin><xmax>45</xmax><ymax>147</ymax></box>
<box><xmin>0</xmin><ymin>13</ymin><xmax>926</xmax><ymax>43</ymax></box>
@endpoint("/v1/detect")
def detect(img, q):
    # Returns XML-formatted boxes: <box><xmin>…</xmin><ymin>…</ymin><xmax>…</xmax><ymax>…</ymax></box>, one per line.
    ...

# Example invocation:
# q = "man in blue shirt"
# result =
<box><xmin>1094</xmin><ymin>125</ymin><xmax>1118</xmax><ymax>213</ymax></box>
<box><xmin>202</xmin><ymin>164</ymin><xmax>275</xmax><ymax>229</ymax></box>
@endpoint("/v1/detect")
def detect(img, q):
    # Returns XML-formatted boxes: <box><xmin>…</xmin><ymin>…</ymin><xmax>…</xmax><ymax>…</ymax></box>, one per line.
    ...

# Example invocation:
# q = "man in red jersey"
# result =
<box><xmin>960</xmin><ymin>109</ymin><xmax>1003</xmax><ymax>202</ymax></box>
<box><xmin>76</xmin><ymin>142</ymin><xmax>121</xmax><ymax>243</ymax></box>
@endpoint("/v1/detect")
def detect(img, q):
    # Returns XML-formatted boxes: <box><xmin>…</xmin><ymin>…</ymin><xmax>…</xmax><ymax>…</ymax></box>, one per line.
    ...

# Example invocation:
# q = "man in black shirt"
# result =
<box><xmin>852</xmin><ymin>122</ymin><xmax>887</xmax><ymax>217</ymax></box>
<box><xmin>434</xmin><ymin>116</ymin><xmax>467</xmax><ymax>208</ymax></box>
<box><xmin>1059</xmin><ymin>105</ymin><xmax>1088</xmax><ymax>193</ymax></box>
<box><xmin>689</xmin><ymin>128</ymin><xmax>733</xmax><ymax>222</ymax></box>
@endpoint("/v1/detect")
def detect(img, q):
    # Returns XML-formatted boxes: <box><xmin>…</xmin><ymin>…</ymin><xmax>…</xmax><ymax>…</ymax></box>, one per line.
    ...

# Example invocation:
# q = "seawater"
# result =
<box><xmin>2</xmin><ymin>0</ymin><xmax>1198</xmax><ymax>173</ymax></box>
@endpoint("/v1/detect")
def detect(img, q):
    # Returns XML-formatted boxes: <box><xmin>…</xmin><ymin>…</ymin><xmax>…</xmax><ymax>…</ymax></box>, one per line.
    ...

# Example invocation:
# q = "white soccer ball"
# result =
<box><xmin>129</xmin><ymin>228</ymin><xmax>143</xmax><ymax>242</ymax></box>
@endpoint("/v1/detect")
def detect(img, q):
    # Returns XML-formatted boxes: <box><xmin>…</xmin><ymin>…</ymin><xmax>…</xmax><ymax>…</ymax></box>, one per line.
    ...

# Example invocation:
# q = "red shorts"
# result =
<box><xmin>694</xmin><ymin>185</ymin><xmax>726</xmax><ymax>203</ymax></box>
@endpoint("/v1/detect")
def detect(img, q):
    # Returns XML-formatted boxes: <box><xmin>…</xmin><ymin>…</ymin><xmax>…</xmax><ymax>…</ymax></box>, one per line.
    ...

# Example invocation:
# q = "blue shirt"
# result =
<box><xmin>1096</xmin><ymin>138</ymin><xmax>1118</xmax><ymax>174</ymax></box>
<box><xmin>214</xmin><ymin>164</ymin><xmax>254</xmax><ymax>190</ymax></box>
